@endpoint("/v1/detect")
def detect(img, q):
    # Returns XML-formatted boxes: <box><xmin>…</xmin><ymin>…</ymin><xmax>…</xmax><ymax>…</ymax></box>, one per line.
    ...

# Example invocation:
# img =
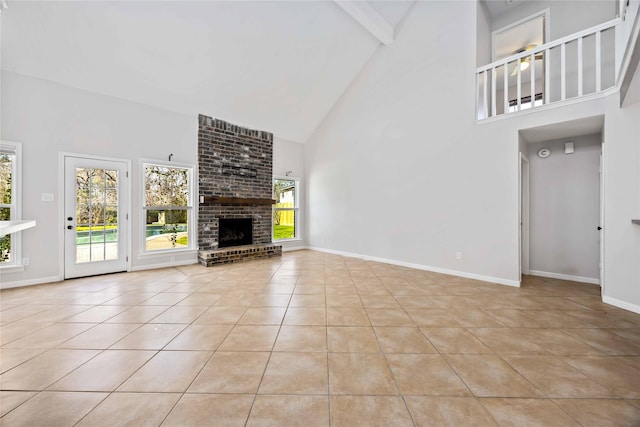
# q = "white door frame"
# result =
<box><xmin>599</xmin><ymin>146</ymin><xmax>605</xmax><ymax>291</ymax></box>
<box><xmin>519</xmin><ymin>152</ymin><xmax>530</xmax><ymax>278</ymax></box>
<box><xmin>492</xmin><ymin>9</ymin><xmax>551</xmax><ymax>61</ymax></box>
<box><xmin>59</xmin><ymin>152</ymin><xmax>132</xmax><ymax>279</ymax></box>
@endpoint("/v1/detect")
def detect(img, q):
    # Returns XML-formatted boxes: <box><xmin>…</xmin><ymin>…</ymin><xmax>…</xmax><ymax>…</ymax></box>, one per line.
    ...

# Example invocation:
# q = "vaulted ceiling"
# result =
<box><xmin>1</xmin><ymin>1</ymin><xmax>414</xmax><ymax>143</ymax></box>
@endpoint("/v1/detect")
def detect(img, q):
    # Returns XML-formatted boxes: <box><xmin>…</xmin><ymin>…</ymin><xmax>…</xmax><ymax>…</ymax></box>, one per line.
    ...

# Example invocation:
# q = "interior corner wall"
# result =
<box><xmin>304</xmin><ymin>1</ymin><xmax>521</xmax><ymax>285</ymax></box>
<box><xmin>527</xmin><ymin>134</ymin><xmax>602</xmax><ymax>282</ymax></box>
<box><xmin>0</xmin><ymin>71</ymin><xmax>198</xmax><ymax>287</ymax></box>
<box><xmin>602</xmin><ymin>93</ymin><xmax>640</xmax><ymax>312</ymax></box>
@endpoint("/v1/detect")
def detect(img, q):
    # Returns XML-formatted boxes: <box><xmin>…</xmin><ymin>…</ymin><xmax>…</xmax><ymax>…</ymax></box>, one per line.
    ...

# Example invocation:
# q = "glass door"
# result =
<box><xmin>64</xmin><ymin>156</ymin><xmax>128</xmax><ymax>279</ymax></box>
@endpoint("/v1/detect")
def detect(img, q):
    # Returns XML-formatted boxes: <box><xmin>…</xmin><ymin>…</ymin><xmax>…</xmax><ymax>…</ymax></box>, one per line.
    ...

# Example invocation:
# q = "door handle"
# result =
<box><xmin>67</xmin><ymin>225</ymin><xmax>73</xmax><ymax>230</ymax></box>
<box><xmin>597</xmin><ymin>226</ymin><xmax>602</xmax><ymax>230</ymax></box>
<box><xmin>67</xmin><ymin>217</ymin><xmax>73</xmax><ymax>221</ymax></box>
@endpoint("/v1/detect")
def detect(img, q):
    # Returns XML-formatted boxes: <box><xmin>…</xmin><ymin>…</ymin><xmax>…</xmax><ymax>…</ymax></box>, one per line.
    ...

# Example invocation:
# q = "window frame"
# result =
<box><xmin>140</xmin><ymin>159</ymin><xmax>195</xmax><ymax>254</ymax></box>
<box><xmin>0</xmin><ymin>141</ymin><xmax>23</xmax><ymax>270</ymax></box>
<box><xmin>272</xmin><ymin>176</ymin><xmax>301</xmax><ymax>242</ymax></box>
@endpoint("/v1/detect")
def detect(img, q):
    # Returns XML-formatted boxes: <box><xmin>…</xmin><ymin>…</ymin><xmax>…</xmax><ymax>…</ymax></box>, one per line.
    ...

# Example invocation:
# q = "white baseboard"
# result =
<box><xmin>307</xmin><ymin>246</ymin><xmax>520</xmax><ymax>287</ymax></box>
<box><xmin>529</xmin><ymin>270</ymin><xmax>600</xmax><ymax>285</ymax></box>
<box><xmin>603</xmin><ymin>295</ymin><xmax>640</xmax><ymax>314</ymax></box>
<box><xmin>0</xmin><ymin>275</ymin><xmax>64</xmax><ymax>290</ymax></box>
<box><xmin>131</xmin><ymin>259</ymin><xmax>198</xmax><ymax>272</ymax></box>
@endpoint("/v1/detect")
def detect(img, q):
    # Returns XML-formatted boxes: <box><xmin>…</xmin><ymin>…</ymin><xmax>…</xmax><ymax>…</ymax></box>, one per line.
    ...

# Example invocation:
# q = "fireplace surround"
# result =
<box><xmin>197</xmin><ymin>115</ymin><xmax>282</xmax><ymax>265</ymax></box>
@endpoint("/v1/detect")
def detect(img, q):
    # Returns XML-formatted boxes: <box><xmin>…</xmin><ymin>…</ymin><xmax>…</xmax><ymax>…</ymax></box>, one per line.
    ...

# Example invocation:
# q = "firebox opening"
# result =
<box><xmin>218</xmin><ymin>218</ymin><xmax>253</xmax><ymax>248</ymax></box>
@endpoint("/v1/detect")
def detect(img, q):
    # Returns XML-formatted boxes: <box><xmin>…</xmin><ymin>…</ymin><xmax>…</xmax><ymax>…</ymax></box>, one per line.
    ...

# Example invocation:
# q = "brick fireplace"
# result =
<box><xmin>197</xmin><ymin>115</ymin><xmax>282</xmax><ymax>266</ymax></box>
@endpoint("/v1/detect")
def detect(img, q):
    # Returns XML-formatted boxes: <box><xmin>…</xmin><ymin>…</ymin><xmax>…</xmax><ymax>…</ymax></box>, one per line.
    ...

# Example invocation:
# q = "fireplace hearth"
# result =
<box><xmin>218</xmin><ymin>218</ymin><xmax>253</xmax><ymax>248</ymax></box>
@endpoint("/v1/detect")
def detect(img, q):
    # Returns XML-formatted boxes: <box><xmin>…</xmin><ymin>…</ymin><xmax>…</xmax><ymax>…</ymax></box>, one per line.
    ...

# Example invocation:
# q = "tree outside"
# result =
<box><xmin>0</xmin><ymin>154</ymin><xmax>12</xmax><ymax>262</ymax></box>
<box><xmin>144</xmin><ymin>165</ymin><xmax>190</xmax><ymax>250</ymax></box>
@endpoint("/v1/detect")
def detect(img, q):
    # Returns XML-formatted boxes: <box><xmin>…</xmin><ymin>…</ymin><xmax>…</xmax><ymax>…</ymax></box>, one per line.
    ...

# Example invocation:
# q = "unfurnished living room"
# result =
<box><xmin>1</xmin><ymin>0</ymin><xmax>640</xmax><ymax>425</ymax></box>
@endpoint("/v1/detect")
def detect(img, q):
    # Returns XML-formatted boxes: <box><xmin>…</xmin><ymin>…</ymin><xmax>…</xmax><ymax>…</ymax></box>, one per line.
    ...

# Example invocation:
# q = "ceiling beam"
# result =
<box><xmin>334</xmin><ymin>1</ymin><xmax>394</xmax><ymax>45</ymax></box>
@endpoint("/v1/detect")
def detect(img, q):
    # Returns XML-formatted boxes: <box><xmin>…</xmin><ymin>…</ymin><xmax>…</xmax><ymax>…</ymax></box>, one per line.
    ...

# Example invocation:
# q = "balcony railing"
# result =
<box><xmin>476</xmin><ymin>18</ymin><xmax>620</xmax><ymax>120</ymax></box>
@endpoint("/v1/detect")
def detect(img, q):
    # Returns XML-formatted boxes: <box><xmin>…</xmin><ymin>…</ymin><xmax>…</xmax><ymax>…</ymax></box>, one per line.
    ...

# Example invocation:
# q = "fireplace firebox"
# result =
<box><xmin>218</xmin><ymin>218</ymin><xmax>253</xmax><ymax>248</ymax></box>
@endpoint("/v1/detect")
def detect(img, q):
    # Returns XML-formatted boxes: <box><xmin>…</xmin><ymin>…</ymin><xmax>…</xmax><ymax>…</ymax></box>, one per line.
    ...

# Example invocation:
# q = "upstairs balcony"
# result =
<box><xmin>476</xmin><ymin>0</ymin><xmax>639</xmax><ymax>121</ymax></box>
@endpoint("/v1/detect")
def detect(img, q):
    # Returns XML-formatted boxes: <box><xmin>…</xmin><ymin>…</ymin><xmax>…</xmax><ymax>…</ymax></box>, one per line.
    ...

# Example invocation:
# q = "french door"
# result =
<box><xmin>64</xmin><ymin>156</ymin><xmax>129</xmax><ymax>279</ymax></box>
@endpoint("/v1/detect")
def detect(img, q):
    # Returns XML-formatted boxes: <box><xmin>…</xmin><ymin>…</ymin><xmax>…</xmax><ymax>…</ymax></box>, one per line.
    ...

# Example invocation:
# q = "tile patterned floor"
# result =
<box><xmin>1</xmin><ymin>250</ymin><xmax>640</xmax><ymax>426</ymax></box>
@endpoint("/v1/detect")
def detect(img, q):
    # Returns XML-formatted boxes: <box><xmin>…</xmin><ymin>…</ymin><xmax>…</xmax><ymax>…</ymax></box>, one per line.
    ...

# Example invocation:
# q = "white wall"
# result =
<box><xmin>527</xmin><ymin>134</ymin><xmax>602</xmax><ymax>282</ymax></box>
<box><xmin>602</xmin><ymin>92</ymin><xmax>640</xmax><ymax>312</ymax></box>
<box><xmin>0</xmin><ymin>71</ymin><xmax>199</xmax><ymax>286</ymax></box>
<box><xmin>0</xmin><ymin>72</ymin><xmax>307</xmax><ymax>286</ymax></box>
<box><xmin>305</xmin><ymin>1</ymin><xmax>522</xmax><ymax>285</ymax></box>
<box><xmin>491</xmin><ymin>1</ymin><xmax>617</xmax><ymax>40</ymax></box>
<box><xmin>477</xmin><ymin>0</ymin><xmax>492</xmax><ymax>67</ymax></box>
<box><xmin>273</xmin><ymin>137</ymin><xmax>306</xmax><ymax>251</ymax></box>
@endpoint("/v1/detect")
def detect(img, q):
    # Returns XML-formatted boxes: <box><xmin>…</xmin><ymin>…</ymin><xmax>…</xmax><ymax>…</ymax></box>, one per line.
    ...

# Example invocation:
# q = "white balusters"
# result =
<box><xmin>561</xmin><ymin>43</ymin><xmax>566</xmax><ymax>101</ymax></box>
<box><xmin>545</xmin><ymin>48</ymin><xmax>551</xmax><ymax>104</ymax></box>
<box><xmin>503</xmin><ymin>63</ymin><xmax>509</xmax><ymax>114</ymax></box>
<box><xmin>483</xmin><ymin>70</ymin><xmax>488</xmax><ymax>118</ymax></box>
<box><xmin>491</xmin><ymin>67</ymin><xmax>497</xmax><ymax>117</ymax></box>
<box><xmin>476</xmin><ymin>18</ymin><xmax>619</xmax><ymax>120</ymax></box>
<box><xmin>530</xmin><ymin>52</ymin><xmax>535</xmax><ymax>108</ymax></box>
<box><xmin>595</xmin><ymin>30</ymin><xmax>602</xmax><ymax>92</ymax></box>
<box><xmin>578</xmin><ymin>37</ymin><xmax>584</xmax><ymax>96</ymax></box>
<box><xmin>516</xmin><ymin>61</ymin><xmax>522</xmax><ymax>111</ymax></box>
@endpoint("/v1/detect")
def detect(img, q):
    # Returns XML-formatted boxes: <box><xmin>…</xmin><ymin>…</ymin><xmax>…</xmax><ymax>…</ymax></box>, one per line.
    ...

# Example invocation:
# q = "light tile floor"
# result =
<box><xmin>1</xmin><ymin>250</ymin><xmax>640</xmax><ymax>426</ymax></box>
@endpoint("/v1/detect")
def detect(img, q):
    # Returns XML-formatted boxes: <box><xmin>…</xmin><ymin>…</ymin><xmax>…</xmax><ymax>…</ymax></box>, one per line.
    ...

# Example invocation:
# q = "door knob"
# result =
<box><xmin>597</xmin><ymin>226</ymin><xmax>602</xmax><ymax>230</ymax></box>
<box><xmin>67</xmin><ymin>217</ymin><xmax>73</xmax><ymax>221</ymax></box>
<box><xmin>67</xmin><ymin>225</ymin><xmax>73</xmax><ymax>230</ymax></box>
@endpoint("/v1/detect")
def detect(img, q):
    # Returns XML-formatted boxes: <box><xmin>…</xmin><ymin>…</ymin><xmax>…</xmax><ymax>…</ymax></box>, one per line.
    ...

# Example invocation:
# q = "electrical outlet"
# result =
<box><xmin>22</xmin><ymin>257</ymin><xmax>30</xmax><ymax>266</ymax></box>
<box><xmin>456</xmin><ymin>252</ymin><xmax>463</xmax><ymax>260</ymax></box>
<box><xmin>41</xmin><ymin>193</ymin><xmax>54</xmax><ymax>202</ymax></box>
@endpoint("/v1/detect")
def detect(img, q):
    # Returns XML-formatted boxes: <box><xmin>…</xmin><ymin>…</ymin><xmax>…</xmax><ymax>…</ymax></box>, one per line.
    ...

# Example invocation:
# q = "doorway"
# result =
<box><xmin>519</xmin><ymin>153</ymin><xmax>530</xmax><ymax>278</ymax></box>
<box><xmin>64</xmin><ymin>155</ymin><xmax>129</xmax><ymax>279</ymax></box>
<box><xmin>518</xmin><ymin>116</ymin><xmax>604</xmax><ymax>287</ymax></box>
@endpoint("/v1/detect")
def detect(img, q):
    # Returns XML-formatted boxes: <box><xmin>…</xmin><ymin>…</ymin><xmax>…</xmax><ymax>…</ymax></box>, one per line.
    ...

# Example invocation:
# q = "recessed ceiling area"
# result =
<box><xmin>1</xmin><ymin>1</ymin><xmax>413</xmax><ymax>143</ymax></box>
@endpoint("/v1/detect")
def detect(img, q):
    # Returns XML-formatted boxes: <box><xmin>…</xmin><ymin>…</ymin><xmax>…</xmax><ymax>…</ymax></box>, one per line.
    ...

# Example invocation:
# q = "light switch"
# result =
<box><xmin>41</xmin><ymin>193</ymin><xmax>54</xmax><ymax>202</ymax></box>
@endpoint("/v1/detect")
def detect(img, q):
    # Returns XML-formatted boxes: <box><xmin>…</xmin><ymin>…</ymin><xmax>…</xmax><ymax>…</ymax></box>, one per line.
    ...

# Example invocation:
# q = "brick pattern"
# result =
<box><xmin>198</xmin><ymin>115</ymin><xmax>278</xmax><ymax>260</ymax></box>
<box><xmin>198</xmin><ymin>243</ymin><xmax>283</xmax><ymax>266</ymax></box>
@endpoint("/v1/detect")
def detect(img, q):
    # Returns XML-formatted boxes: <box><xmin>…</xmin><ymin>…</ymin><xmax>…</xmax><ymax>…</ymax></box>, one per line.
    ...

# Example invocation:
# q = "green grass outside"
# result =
<box><xmin>274</xmin><ymin>225</ymin><xmax>295</xmax><ymax>240</ymax></box>
<box><xmin>76</xmin><ymin>225</ymin><xmax>118</xmax><ymax>231</ymax></box>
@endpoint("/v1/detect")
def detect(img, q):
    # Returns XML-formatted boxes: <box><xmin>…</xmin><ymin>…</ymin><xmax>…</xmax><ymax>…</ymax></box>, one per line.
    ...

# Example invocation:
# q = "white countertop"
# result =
<box><xmin>0</xmin><ymin>220</ymin><xmax>37</xmax><ymax>236</ymax></box>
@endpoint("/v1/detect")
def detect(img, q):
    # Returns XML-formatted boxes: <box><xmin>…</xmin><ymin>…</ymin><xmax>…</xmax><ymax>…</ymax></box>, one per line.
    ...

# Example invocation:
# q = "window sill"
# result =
<box><xmin>273</xmin><ymin>238</ymin><xmax>303</xmax><ymax>243</ymax></box>
<box><xmin>0</xmin><ymin>264</ymin><xmax>26</xmax><ymax>273</ymax></box>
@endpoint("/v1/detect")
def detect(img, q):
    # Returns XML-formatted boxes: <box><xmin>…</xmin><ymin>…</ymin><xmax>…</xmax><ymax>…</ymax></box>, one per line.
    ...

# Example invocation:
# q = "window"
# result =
<box><xmin>0</xmin><ymin>141</ymin><xmax>22</xmax><ymax>267</ymax></box>
<box><xmin>143</xmin><ymin>161</ymin><xmax>193</xmax><ymax>252</ymax></box>
<box><xmin>273</xmin><ymin>178</ymin><xmax>299</xmax><ymax>241</ymax></box>
<box><xmin>508</xmin><ymin>93</ymin><xmax>544</xmax><ymax>112</ymax></box>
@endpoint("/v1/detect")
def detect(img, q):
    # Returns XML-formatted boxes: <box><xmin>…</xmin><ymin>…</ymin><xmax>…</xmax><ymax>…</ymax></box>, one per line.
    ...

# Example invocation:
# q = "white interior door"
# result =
<box><xmin>64</xmin><ymin>156</ymin><xmax>128</xmax><ymax>279</ymax></box>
